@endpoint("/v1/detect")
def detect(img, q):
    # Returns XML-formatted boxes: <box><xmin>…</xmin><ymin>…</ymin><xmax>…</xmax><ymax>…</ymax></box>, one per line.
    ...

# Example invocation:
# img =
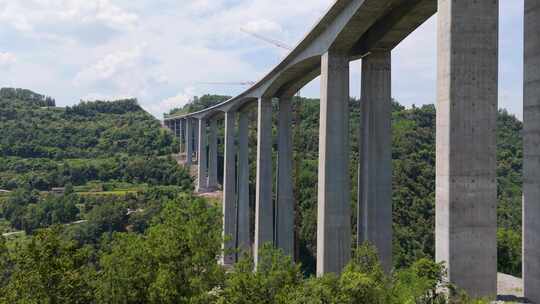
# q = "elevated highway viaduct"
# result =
<box><xmin>164</xmin><ymin>0</ymin><xmax>540</xmax><ymax>301</ymax></box>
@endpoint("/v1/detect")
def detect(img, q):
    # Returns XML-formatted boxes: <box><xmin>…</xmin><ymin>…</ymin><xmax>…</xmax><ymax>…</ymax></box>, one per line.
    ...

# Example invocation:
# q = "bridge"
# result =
<box><xmin>163</xmin><ymin>0</ymin><xmax>540</xmax><ymax>301</ymax></box>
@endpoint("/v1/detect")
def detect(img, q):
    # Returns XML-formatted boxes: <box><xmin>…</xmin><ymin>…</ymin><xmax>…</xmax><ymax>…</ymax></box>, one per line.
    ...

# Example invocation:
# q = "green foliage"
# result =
<box><xmin>97</xmin><ymin>195</ymin><xmax>225</xmax><ymax>304</ymax></box>
<box><xmin>0</xmin><ymin>227</ymin><xmax>96</xmax><ymax>304</ymax></box>
<box><xmin>288</xmin><ymin>98</ymin><xmax>522</xmax><ymax>276</ymax></box>
<box><xmin>218</xmin><ymin>245</ymin><xmax>302</xmax><ymax>304</ymax></box>
<box><xmin>0</xmin><ymin>88</ymin><xmax>55</xmax><ymax>107</ymax></box>
<box><xmin>497</xmin><ymin>228</ymin><xmax>522</xmax><ymax>276</ymax></box>
<box><xmin>87</xmin><ymin>201</ymin><xmax>128</xmax><ymax>234</ymax></box>
<box><xmin>168</xmin><ymin>94</ymin><xmax>230</xmax><ymax>116</ymax></box>
<box><xmin>0</xmin><ymin>155</ymin><xmax>192</xmax><ymax>191</ymax></box>
<box><xmin>0</xmin><ymin>92</ymin><xmax>175</xmax><ymax>159</ymax></box>
<box><xmin>96</xmin><ymin>232</ymin><xmax>153</xmax><ymax>303</ymax></box>
<box><xmin>0</xmin><ymin>236</ymin><xmax>11</xmax><ymax>289</ymax></box>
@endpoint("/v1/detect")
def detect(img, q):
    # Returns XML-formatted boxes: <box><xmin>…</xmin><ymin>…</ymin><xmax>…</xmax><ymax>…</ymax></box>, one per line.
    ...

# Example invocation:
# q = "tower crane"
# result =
<box><xmin>240</xmin><ymin>28</ymin><xmax>293</xmax><ymax>51</ymax></box>
<box><xmin>199</xmin><ymin>30</ymin><xmax>292</xmax><ymax>88</ymax></box>
<box><xmin>198</xmin><ymin>81</ymin><xmax>256</xmax><ymax>86</ymax></box>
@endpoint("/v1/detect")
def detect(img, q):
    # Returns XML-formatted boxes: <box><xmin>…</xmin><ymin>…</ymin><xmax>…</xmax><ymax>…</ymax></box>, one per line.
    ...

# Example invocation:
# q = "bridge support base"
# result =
<box><xmin>358</xmin><ymin>50</ymin><xmax>393</xmax><ymax>273</ymax></box>
<box><xmin>196</xmin><ymin>118</ymin><xmax>208</xmax><ymax>193</ymax></box>
<box><xmin>207</xmin><ymin>119</ymin><xmax>219</xmax><ymax>190</ymax></box>
<box><xmin>435</xmin><ymin>0</ymin><xmax>498</xmax><ymax>298</ymax></box>
<box><xmin>255</xmin><ymin>97</ymin><xmax>274</xmax><ymax>267</ymax></box>
<box><xmin>222</xmin><ymin>111</ymin><xmax>237</xmax><ymax>265</ymax></box>
<box><xmin>524</xmin><ymin>1</ymin><xmax>540</xmax><ymax>303</ymax></box>
<box><xmin>237</xmin><ymin>110</ymin><xmax>251</xmax><ymax>256</ymax></box>
<box><xmin>186</xmin><ymin>119</ymin><xmax>193</xmax><ymax>166</ymax></box>
<box><xmin>317</xmin><ymin>50</ymin><xmax>351</xmax><ymax>276</ymax></box>
<box><xmin>276</xmin><ymin>96</ymin><xmax>294</xmax><ymax>258</ymax></box>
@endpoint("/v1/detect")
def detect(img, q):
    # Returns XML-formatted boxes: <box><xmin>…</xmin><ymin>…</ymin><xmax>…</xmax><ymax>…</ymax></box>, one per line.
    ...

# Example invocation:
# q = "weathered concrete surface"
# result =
<box><xmin>358</xmin><ymin>50</ymin><xmax>392</xmax><ymax>274</ymax></box>
<box><xmin>317</xmin><ymin>51</ymin><xmax>351</xmax><ymax>276</ymax></box>
<box><xmin>222</xmin><ymin>111</ymin><xmax>237</xmax><ymax>265</ymax></box>
<box><xmin>207</xmin><ymin>119</ymin><xmax>218</xmax><ymax>190</ymax></box>
<box><xmin>523</xmin><ymin>1</ymin><xmax>540</xmax><ymax>303</ymax></box>
<box><xmin>255</xmin><ymin>97</ymin><xmax>274</xmax><ymax>267</ymax></box>
<box><xmin>276</xmin><ymin>96</ymin><xmax>294</xmax><ymax>258</ymax></box>
<box><xmin>196</xmin><ymin>119</ymin><xmax>207</xmax><ymax>193</ymax></box>
<box><xmin>185</xmin><ymin>119</ymin><xmax>193</xmax><ymax>166</ymax></box>
<box><xmin>194</xmin><ymin>121</ymin><xmax>199</xmax><ymax>161</ymax></box>
<box><xmin>237</xmin><ymin>111</ymin><xmax>251</xmax><ymax>255</ymax></box>
<box><xmin>179</xmin><ymin>119</ymin><xmax>184</xmax><ymax>155</ymax></box>
<box><xmin>435</xmin><ymin>0</ymin><xmax>499</xmax><ymax>298</ymax></box>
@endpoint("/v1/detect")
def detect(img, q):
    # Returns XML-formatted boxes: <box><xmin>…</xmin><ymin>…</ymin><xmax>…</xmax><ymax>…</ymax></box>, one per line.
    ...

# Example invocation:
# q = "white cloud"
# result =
<box><xmin>74</xmin><ymin>46</ymin><xmax>144</xmax><ymax>85</ymax></box>
<box><xmin>0</xmin><ymin>0</ymin><xmax>138</xmax><ymax>37</ymax></box>
<box><xmin>243</xmin><ymin>19</ymin><xmax>283</xmax><ymax>34</ymax></box>
<box><xmin>146</xmin><ymin>88</ymin><xmax>196</xmax><ymax>117</ymax></box>
<box><xmin>0</xmin><ymin>0</ymin><xmax>526</xmax><ymax>119</ymax></box>
<box><xmin>80</xmin><ymin>92</ymin><xmax>135</xmax><ymax>102</ymax></box>
<box><xmin>0</xmin><ymin>52</ymin><xmax>16</xmax><ymax>68</ymax></box>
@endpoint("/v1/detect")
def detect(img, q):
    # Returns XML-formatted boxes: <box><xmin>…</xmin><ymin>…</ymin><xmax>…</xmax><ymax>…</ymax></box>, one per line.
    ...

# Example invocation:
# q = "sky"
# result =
<box><xmin>0</xmin><ymin>0</ymin><xmax>525</xmax><ymax>119</ymax></box>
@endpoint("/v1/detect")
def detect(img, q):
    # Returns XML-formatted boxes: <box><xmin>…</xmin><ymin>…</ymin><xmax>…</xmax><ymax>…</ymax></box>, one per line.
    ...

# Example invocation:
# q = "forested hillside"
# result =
<box><xmin>167</xmin><ymin>94</ymin><xmax>523</xmax><ymax>276</ymax></box>
<box><xmin>0</xmin><ymin>88</ymin><xmax>192</xmax><ymax>236</ymax></box>
<box><xmin>0</xmin><ymin>89</ymin><xmax>522</xmax><ymax>303</ymax></box>
<box><xmin>289</xmin><ymin>98</ymin><xmax>522</xmax><ymax>276</ymax></box>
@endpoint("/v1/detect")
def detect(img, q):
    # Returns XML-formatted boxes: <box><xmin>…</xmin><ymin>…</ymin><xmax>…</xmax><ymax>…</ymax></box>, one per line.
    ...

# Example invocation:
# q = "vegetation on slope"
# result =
<box><xmin>172</xmin><ymin>95</ymin><xmax>523</xmax><ymax>277</ymax></box>
<box><xmin>0</xmin><ymin>89</ymin><xmax>522</xmax><ymax>303</ymax></box>
<box><xmin>0</xmin><ymin>88</ymin><xmax>192</xmax><ymax>238</ymax></box>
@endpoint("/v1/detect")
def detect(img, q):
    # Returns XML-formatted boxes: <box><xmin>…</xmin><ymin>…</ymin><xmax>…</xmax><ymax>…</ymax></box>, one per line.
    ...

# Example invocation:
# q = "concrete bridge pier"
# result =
<box><xmin>207</xmin><ymin>119</ymin><xmax>219</xmax><ymax>190</ymax></box>
<box><xmin>196</xmin><ymin>118</ymin><xmax>208</xmax><ymax>193</ymax></box>
<box><xmin>237</xmin><ymin>110</ymin><xmax>251</xmax><ymax>255</ymax></box>
<box><xmin>358</xmin><ymin>50</ymin><xmax>393</xmax><ymax>273</ymax></box>
<box><xmin>185</xmin><ymin>119</ymin><xmax>193</xmax><ymax>166</ymax></box>
<box><xmin>523</xmin><ymin>1</ymin><xmax>540</xmax><ymax>302</ymax></box>
<box><xmin>276</xmin><ymin>96</ymin><xmax>294</xmax><ymax>258</ymax></box>
<box><xmin>255</xmin><ymin>97</ymin><xmax>274</xmax><ymax>267</ymax></box>
<box><xmin>317</xmin><ymin>50</ymin><xmax>351</xmax><ymax>276</ymax></box>
<box><xmin>194</xmin><ymin>120</ymin><xmax>199</xmax><ymax>162</ymax></box>
<box><xmin>435</xmin><ymin>0</ymin><xmax>499</xmax><ymax>298</ymax></box>
<box><xmin>222</xmin><ymin>111</ymin><xmax>237</xmax><ymax>265</ymax></box>
<box><xmin>178</xmin><ymin>119</ymin><xmax>184</xmax><ymax>156</ymax></box>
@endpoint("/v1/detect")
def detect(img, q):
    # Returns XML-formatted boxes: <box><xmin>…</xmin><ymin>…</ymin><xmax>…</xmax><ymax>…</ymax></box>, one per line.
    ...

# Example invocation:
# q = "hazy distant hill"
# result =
<box><xmin>0</xmin><ymin>88</ymin><xmax>175</xmax><ymax>159</ymax></box>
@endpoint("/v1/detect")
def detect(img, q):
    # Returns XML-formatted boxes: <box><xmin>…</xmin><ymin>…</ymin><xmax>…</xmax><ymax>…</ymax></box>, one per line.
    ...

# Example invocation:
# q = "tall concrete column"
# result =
<box><xmin>435</xmin><ymin>0</ymin><xmax>498</xmax><ymax>298</ymax></box>
<box><xmin>317</xmin><ymin>51</ymin><xmax>351</xmax><ymax>276</ymax></box>
<box><xmin>276</xmin><ymin>96</ymin><xmax>294</xmax><ymax>257</ymax></box>
<box><xmin>358</xmin><ymin>51</ymin><xmax>393</xmax><ymax>273</ymax></box>
<box><xmin>172</xmin><ymin>120</ymin><xmax>177</xmax><ymax>139</ymax></box>
<box><xmin>194</xmin><ymin>121</ymin><xmax>199</xmax><ymax>162</ymax></box>
<box><xmin>237</xmin><ymin>110</ymin><xmax>251</xmax><ymax>254</ymax></box>
<box><xmin>254</xmin><ymin>97</ymin><xmax>274</xmax><ymax>267</ymax></box>
<box><xmin>185</xmin><ymin>119</ymin><xmax>193</xmax><ymax>166</ymax></box>
<box><xmin>222</xmin><ymin>111</ymin><xmax>237</xmax><ymax>265</ymax></box>
<box><xmin>207</xmin><ymin>119</ymin><xmax>219</xmax><ymax>190</ymax></box>
<box><xmin>524</xmin><ymin>1</ymin><xmax>540</xmax><ymax>302</ymax></box>
<box><xmin>178</xmin><ymin>119</ymin><xmax>184</xmax><ymax>155</ymax></box>
<box><xmin>197</xmin><ymin>118</ymin><xmax>208</xmax><ymax>193</ymax></box>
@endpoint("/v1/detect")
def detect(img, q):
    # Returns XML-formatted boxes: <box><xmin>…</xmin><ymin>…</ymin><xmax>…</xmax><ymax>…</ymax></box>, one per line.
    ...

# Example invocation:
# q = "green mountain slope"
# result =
<box><xmin>0</xmin><ymin>88</ymin><xmax>192</xmax><ymax>235</ymax></box>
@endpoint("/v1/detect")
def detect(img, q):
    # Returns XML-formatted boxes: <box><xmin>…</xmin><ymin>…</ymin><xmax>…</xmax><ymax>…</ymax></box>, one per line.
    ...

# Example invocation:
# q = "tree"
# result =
<box><xmin>96</xmin><ymin>233</ymin><xmax>153</xmax><ymax>304</ymax></box>
<box><xmin>0</xmin><ymin>227</ymin><xmax>96</xmax><ymax>303</ymax></box>
<box><xmin>96</xmin><ymin>195</ymin><xmax>225</xmax><ymax>304</ymax></box>
<box><xmin>0</xmin><ymin>236</ymin><xmax>11</xmax><ymax>289</ymax></box>
<box><xmin>218</xmin><ymin>245</ymin><xmax>302</xmax><ymax>304</ymax></box>
<box><xmin>88</xmin><ymin>201</ymin><xmax>128</xmax><ymax>234</ymax></box>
